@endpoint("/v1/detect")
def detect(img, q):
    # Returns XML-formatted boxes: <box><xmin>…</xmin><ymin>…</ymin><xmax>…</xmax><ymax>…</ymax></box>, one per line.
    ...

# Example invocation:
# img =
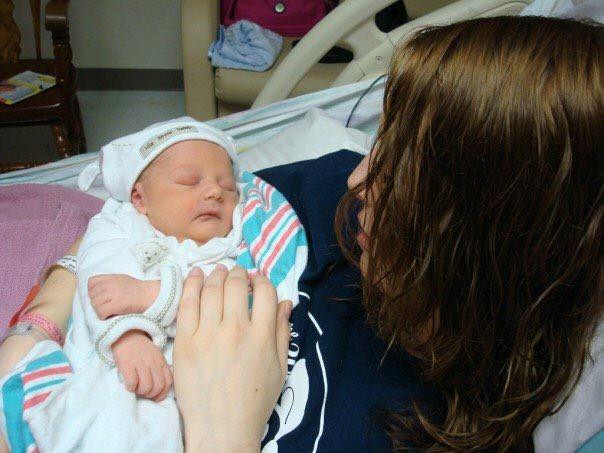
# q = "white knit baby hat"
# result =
<box><xmin>78</xmin><ymin>118</ymin><xmax>238</xmax><ymax>201</ymax></box>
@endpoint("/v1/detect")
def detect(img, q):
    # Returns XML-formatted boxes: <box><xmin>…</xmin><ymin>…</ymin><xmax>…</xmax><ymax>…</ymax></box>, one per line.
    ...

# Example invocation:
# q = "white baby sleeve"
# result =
<box><xmin>142</xmin><ymin>262</ymin><xmax>183</xmax><ymax>333</ymax></box>
<box><xmin>78</xmin><ymin>200</ymin><xmax>167</xmax><ymax>366</ymax></box>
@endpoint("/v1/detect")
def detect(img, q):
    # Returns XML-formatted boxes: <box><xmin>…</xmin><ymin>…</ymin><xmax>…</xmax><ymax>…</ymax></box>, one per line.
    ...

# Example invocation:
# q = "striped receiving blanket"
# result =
<box><xmin>236</xmin><ymin>171</ymin><xmax>308</xmax><ymax>306</ymax></box>
<box><xmin>0</xmin><ymin>341</ymin><xmax>72</xmax><ymax>453</ymax></box>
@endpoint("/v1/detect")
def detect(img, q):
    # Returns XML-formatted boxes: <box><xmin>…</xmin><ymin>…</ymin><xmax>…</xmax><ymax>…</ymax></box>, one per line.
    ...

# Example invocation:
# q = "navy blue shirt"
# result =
<box><xmin>257</xmin><ymin>151</ymin><xmax>438</xmax><ymax>452</ymax></box>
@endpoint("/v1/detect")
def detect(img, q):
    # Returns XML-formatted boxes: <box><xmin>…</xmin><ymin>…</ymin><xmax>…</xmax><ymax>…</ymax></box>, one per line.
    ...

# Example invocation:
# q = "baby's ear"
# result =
<box><xmin>131</xmin><ymin>182</ymin><xmax>147</xmax><ymax>215</ymax></box>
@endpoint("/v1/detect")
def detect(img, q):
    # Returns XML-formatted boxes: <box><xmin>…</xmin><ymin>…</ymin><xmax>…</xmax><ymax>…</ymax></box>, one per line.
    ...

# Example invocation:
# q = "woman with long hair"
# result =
<box><xmin>338</xmin><ymin>16</ymin><xmax>602</xmax><ymax>449</ymax></box>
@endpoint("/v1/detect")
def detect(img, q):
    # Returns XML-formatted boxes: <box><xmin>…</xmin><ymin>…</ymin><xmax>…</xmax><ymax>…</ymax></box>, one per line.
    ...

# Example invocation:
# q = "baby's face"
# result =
<box><xmin>132</xmin><ymin>140</ymin><xmax>239</xmax><ymax>245</ymax></box>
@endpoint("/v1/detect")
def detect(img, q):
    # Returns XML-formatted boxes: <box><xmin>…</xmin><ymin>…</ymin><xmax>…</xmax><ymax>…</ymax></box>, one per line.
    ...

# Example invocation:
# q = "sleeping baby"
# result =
<box><xmin>20</xmin><ymin>120</ymin><xmax>307</xmax><ymax>452</ymax></box>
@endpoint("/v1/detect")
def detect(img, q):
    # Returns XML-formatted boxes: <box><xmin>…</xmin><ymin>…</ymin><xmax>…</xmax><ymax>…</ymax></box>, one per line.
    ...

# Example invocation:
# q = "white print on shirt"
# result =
<box><xmin>262</xmin><ymin>296</ymin><xmax>327</xmax><ymax>453</ymax></box>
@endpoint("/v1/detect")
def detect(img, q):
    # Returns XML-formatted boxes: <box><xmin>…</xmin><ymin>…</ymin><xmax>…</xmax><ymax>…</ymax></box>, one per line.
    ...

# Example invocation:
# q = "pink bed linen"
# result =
<box><xmin>0</xmin><ymin>184</ymin><xmax>102</xmax><ymax>335</ymax></box>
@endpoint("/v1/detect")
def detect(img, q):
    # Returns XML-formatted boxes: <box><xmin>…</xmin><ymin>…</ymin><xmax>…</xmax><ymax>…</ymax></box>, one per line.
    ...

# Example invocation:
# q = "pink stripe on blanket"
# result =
<box><xmin>243</xmin><ymin>180</ymin><xmax>275</xmax><ymax>219</ymax></box>
<box><xmin>243</xmin><ymin>198</ymin><xmax>263</xmax><ymax>218</ymax></box>
<box><xmin>22</xmin><ymin>365</ymin><xmax>72</xmax><ymax>384</ymax></box>
<box><xmin>23</xmin><ymin>391</ymin><xmax>52</xmax><ymax>410</ymax></box>
<box><xmin>263</xmin><ymin>219</ymin><xmax>302</xmax><ymax>275</ymax></box>
<box><xmin>261</xmin><ymin>182</ymin><xmax>274</xmax><ymax>209</ymax></box>
<box><xmin>251</xmin><ymin>204</ymin><xmax>291</xmax><ymax>257</ymax></box>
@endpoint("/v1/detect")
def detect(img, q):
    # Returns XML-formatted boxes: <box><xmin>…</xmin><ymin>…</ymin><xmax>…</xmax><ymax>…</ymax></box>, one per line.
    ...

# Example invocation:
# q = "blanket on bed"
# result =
<box><xmin>0</xmin><ymin>184</ymin><xmax>103</xmax><ymax>335</ymax></box>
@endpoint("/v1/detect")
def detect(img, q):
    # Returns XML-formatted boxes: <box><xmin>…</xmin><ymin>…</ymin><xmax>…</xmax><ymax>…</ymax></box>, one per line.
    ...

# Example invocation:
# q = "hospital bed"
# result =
<box><xmin>0</xmin><ymin>0</ymin><xmax>602</xmax><ymax>451</ymax></box>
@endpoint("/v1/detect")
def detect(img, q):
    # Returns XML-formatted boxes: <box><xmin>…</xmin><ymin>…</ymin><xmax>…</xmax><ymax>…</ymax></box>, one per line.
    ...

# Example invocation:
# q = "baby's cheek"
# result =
<box><xmin>181</xmin><ymin>198</ymin><xmax>198</xmax><ymax>217</ymax></box>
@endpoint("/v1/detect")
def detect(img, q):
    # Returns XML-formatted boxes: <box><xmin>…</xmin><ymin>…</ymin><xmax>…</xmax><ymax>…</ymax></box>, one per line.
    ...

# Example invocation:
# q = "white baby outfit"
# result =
<box><xmin>24</xmin><ymin>120</ymin><xmax>243</xmax><ymax>452</ymax></box>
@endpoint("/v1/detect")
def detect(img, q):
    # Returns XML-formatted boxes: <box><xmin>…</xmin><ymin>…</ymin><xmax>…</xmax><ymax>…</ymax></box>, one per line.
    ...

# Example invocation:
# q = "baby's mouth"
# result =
<box><xmin>194</xmin><ymin>207</ymin><xmax>220</xmax><ymax>222</ymax></box>
<box><xmin>196</xmin><ymin>213</ymin><xmax>219</xmax><ymax>222</ymax></box>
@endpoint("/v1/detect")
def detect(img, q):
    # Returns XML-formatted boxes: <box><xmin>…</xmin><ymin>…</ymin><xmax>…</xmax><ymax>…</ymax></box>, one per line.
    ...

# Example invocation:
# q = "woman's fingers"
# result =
<box><xmin>199</xmin><ymin>265</ymin><xmax>228</xmax><ymax>329</ymax></box>
<box><xmin>176</xmin><ymin>267</ymin><xmax>204</xmax><ymax>338</ymax></box>
<box><xmin>223</xmin><ymin>266</ymin><xmax>250</xmax><ymax>324</ymax></box>
<box><xmin>276</xmin><ymin>301</ymin><xmax>293</xmax><ymax>376</ymax></box>
<box><xmin>250</xmin><ymin>274</ymin><xmax>278</xmax><ymax>332</ymax></box>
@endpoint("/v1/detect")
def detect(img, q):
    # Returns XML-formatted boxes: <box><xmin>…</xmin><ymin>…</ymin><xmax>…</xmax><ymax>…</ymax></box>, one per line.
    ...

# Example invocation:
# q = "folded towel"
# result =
<box><xmin>208</xmin><ymin>20</ymin><xmax>283</xmax><ymax>72</ymax></box>
<box><xmin>0</xmin><ymin>184</ymin><xmax>102</xmax><ymax>336</ymax></box>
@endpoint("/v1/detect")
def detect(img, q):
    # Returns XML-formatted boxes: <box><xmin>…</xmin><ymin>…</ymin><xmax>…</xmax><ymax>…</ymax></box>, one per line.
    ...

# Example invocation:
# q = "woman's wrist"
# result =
<box><xmin>0</xmin><ymin>335</ymin><xmax>37</xmax><ymax>378</ymax></box>
<box><xmin>26</xmin><ymin>266</ymin><xmax>77</xmax><ymax>335</ymax></box>
<box><xmin>184</xmin><ymin>426</ymin><xmax>260</xmax><ymax>453</ymax></box>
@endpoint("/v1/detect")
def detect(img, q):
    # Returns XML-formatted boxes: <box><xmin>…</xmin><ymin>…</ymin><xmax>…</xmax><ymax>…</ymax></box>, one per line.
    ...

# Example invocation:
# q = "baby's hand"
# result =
<box><xmin>111</xmin><ymin>330</ymin><xmax>173</xmax><ymax>402</ymax></box>
<box><xmin>88</xmin><ymin>274</ymin><xmax>160</xmax><ymax>319</ymax></box>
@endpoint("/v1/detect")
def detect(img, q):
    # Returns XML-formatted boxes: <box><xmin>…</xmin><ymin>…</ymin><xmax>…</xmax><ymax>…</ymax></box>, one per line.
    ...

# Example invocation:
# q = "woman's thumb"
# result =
<box><xmin>276</xmin><ymin>300</ymin><xmax>293</xmax><ymax>377</ymax></box>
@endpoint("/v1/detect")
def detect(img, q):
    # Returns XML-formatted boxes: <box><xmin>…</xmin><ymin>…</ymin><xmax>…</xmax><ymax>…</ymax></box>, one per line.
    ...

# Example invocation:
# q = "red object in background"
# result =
<box><xmin>8</xmin><ymin>285</ymin><xmax>41</xmax><ymax>328</ymax></box>
<box><xmin>221</xmin><ymin>0</ymin><xmax>335</xmax><ymax>37</ymax></box>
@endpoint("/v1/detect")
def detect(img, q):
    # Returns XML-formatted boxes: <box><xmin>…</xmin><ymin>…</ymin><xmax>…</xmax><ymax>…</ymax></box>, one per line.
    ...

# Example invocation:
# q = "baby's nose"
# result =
<box><xmin>203</xmin><ymin>180</ymin><xmax>223</xmax><ymax>200</ymax></box>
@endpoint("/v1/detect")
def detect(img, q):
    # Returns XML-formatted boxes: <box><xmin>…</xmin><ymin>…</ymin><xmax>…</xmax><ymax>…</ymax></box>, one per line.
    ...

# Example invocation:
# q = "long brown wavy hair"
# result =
<box><xmin>336</xmin><ymin>16</ymin><xmax>603</xmax><ymax>451</ymax></box>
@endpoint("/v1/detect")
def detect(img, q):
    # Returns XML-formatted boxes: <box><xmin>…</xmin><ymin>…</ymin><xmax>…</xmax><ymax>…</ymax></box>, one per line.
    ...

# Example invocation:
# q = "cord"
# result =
<box><xmin>345</xmin><ymin>74</ymin><xmax>387</xmax><ymax>127</ymax></box>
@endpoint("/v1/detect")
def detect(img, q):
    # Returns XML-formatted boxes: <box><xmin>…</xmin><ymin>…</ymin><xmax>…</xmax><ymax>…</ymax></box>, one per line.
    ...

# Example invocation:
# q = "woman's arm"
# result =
<box><xmin>173</xmin><ymin>266</ymin><xmax>293</xmax><ymax>453</ymax></box>
<box><xmin>0</xmin><ymin>239</ymin><xmax>80</xmax><ymax>377</ymax></box>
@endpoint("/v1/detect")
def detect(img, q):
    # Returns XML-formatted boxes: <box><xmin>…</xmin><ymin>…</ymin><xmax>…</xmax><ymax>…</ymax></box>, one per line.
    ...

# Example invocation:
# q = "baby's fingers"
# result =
<box><xmin>146</xmin><ymin>365</ymin><xmax>165</xmax><ymax>399</ymax></box>
<box><xmin>119</xmin><ymin>363</ymin><xmax>138</xmax><ymax>393</ymax></box>
<box><xmin>135</xmin><ymin>366</ymin><xmax>153</xmax><ymax>397</ymax></box>
<box><xmin>88</xmin><ymin>275</ymin><xmax>110</xmax><ymax>292</ymax></box>
<box><xmin>153</xmin><ymin>365</ymin><xmax>173</xmax><ymax>402</ymax></box>
<box><xmin>94</xmin><ymin>301</ymin><xmax>113</xmax><ymax>320</ymax></box>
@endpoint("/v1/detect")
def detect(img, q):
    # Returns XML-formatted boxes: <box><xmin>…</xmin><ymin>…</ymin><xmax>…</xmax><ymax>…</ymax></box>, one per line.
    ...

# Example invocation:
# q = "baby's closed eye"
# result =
<box><xmin>220</xmin><ymin>178</ymin><xmax>236</xmax><ymax>191</ymax></box>
<box><xmin>175</xmin><ymin>174</ymin><xmax>200</xmax><ymax>186</ymax></box>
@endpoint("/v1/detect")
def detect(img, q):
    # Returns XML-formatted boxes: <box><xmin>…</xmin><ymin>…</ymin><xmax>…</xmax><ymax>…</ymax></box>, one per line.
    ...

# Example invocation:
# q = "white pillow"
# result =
<box><xmin>237</xmin><ymin>108</ymin><xmax>370</xmax><ymax>173</ymax></box>
<box><xmin>520</xmin><ymin>0</ymin><xmax>603</xmax><ymax>22</ymax></box>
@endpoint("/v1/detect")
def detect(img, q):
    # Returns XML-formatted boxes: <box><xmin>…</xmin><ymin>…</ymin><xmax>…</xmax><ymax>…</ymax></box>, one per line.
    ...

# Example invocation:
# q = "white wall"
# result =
<box><xmin>13</xmin><ymin>0</ymin><xmax>183</xmax><ymax>69</ymax></box>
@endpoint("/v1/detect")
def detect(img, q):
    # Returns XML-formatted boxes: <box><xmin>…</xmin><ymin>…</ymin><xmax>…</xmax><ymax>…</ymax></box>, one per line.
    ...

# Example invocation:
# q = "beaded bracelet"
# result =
<box><xmin>18</xmin><ymin>312</ymin><xmax>64</xmax><ymax>346</ymax></box>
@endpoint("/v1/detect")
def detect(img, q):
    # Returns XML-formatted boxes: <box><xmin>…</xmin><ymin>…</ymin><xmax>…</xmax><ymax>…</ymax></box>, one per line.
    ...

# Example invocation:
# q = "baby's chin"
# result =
<box><xmin>185</xmin><ymin>222</ymin><xmax>231</xmax><ymax>245</ymax></box>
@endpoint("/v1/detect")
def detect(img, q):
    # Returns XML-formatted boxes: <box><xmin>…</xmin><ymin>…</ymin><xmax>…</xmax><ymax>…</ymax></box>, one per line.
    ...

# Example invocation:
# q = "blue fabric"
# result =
<box><xmin>208</xmin><ymin>20</ymin><xmax>283</xmax><ymax>72</ymax></box>
<box><xmin>577</xmin><ymin>429</ymin><xmax>604</xmax><ymax>453</ymax></box>
<box><xmin>257</xmin><ymin>150</ymin><xmax>440</xmax><ymax>451</ymax></box>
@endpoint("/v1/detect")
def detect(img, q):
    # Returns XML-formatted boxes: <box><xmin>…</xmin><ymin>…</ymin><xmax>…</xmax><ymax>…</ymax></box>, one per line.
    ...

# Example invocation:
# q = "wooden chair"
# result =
<box><xmin>0</xmin><ymin>0</ymin><xmax>85</xmax><ymax>173</ymax></box>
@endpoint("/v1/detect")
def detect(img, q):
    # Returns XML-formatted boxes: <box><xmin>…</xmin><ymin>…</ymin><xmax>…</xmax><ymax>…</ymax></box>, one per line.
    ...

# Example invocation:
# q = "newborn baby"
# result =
<box><xmin>95</xmin><ymin>128</ymin><xmax>240</xmax><ymax>396</ymax></box>
<box><xmin>73</xmin><ymin>121</ymin><xmax>243</xmax><ymax>384</ymax></box>
<box><xmin>18</xmin><ymin>120</ymin><xmax>307</xmax><ymax>452</ymax></box>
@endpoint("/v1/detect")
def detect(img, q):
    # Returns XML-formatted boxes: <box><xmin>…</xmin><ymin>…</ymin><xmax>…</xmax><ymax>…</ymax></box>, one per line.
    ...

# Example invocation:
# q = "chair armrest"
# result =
<box><xmin>181</xmin><ymin>0</ymin><xmax>219</xmax><ymax>120</ymax></box>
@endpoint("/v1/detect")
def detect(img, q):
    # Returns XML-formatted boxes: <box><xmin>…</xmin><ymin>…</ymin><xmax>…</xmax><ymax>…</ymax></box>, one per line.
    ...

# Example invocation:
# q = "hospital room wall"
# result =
<box><xmin>13</xmin><ymin>0</ymin><xmax>183</xmax><ymax>70</ymax></box>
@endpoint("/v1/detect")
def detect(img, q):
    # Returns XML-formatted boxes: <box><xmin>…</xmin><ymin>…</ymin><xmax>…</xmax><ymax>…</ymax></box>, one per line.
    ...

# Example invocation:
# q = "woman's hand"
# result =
<box><xmin>173</xmin><ymin>265</ymin><xmax>292</xmax><ymax>453</ymax></box>
<box><xmin>88</xmin><ymin>275</ymin><xmax>160</xmax><ymax>319</ymax></box>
